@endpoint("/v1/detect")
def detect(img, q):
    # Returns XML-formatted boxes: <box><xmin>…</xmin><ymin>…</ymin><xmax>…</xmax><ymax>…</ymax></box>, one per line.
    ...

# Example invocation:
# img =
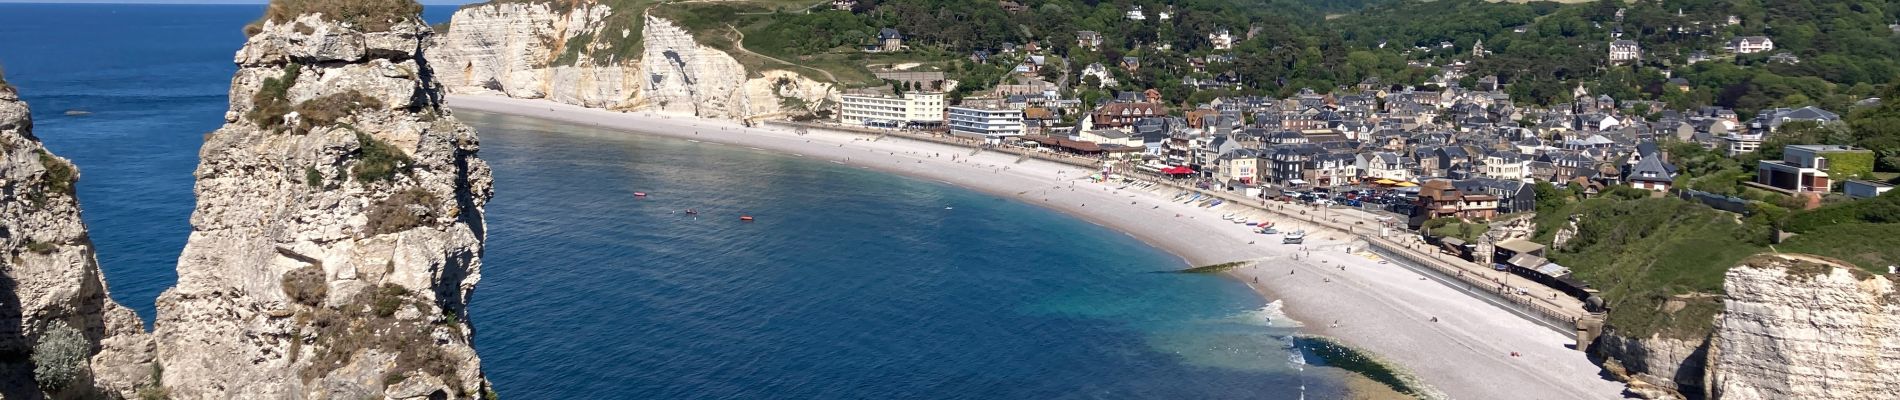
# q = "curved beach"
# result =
<box><xmin>446</xmin><ymin>95</ymin><xmax>1626</xmax><ymax>399</ymax></box>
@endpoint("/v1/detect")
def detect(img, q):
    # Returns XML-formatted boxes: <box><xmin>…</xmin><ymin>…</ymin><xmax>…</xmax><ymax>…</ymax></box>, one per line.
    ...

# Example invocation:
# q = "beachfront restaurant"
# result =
<box><xmin>1021</xmin><ymin>135</ymin><xmax>1145</xmax><ymax>159</ymax></box>
<box><xmin>1491</xmin><ymin>239</ymin><xmax>1595</xmax><ymax>301</ymax></box>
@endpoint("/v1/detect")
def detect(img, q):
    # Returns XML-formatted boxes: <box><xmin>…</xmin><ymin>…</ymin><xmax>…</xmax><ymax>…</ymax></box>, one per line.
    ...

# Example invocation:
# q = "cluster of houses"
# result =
<box><xmin>833</xmin><ymin>71</ymin><xmax>1889</xmax><ymax>225</ymax></box>
<box><xmin>827</xmin><ymin>6</ymin><xmax>1880</xmax><ymax>229</ymax></box>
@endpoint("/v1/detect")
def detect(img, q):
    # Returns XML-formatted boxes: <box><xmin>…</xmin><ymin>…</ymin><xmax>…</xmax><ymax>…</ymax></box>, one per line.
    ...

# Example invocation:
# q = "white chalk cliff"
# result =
<box><xmin>0</xmin><ymin>70</ymin><xmax>157</xmax><ymax>400</ymax></box>
<box><xmin>1593</xmin><ymin>253</ymin><xmax>1900</xmax><ymax>400</ymax></box>
<box><xmin>434</xmin><ymin>1</ymin><xmax>833</xmax><ymax>119</ymax></box>
<box><xmin>151</xmin><ymin>13</ymin><xmax>493</xmax><ymax>399</ymax></box>
<box><xmin>1706</xmin><ymin>254</ymin><xmax>1899</xmax><ymax>400</ymax></box>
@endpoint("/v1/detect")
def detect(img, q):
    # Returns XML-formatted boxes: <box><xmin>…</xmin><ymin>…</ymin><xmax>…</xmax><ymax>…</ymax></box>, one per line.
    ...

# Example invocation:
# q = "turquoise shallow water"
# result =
<box><xmin>2</xmin><ymin>3</ymin><xmax>1344</xmax><ymax>398</ymax></box>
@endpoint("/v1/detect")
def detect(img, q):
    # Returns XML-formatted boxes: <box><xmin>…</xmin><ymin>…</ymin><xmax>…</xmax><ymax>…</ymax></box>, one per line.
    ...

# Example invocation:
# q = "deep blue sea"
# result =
<box><xmin>0</xmin><ymin>4</ymin><xmax>1344</xmax><ymax>398</ymax></box>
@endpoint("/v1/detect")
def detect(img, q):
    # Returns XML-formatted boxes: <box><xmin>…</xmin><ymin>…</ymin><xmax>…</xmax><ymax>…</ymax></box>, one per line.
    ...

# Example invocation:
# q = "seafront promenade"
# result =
<box><xmin>445</xmin><ymin>95</ymin><xmax>1628</xmax><ymax>400</ymax></box>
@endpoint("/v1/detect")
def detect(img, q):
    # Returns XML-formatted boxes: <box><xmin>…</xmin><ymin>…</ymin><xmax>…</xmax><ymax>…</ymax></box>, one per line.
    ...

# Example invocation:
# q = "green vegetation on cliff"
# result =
<box><xmin>1536</xmin><ymin>184</ymin><xmax>1900</xmax><ymax>338</ymax></box>
<box><xmin>350</xmin><ymin>131</ymin><xmax>413</xmax><ymax>183</ymax></box>
<box><xmin>297</xmin><ymin>283</ymin><xmax>469</xmax><ymax>395</ymax></box>
<box><xmin>1537</xmin><ymin>197</ymin><xmax>1765</xmax><ymax>338</ymax></box>
<box><xmin>247</xmin><ymin>64</ymin><xmax>301</xmax><ymax>131</ymax></box>
<box><xmin>247</xmin><ymin>0</ymin><xmax>423</xmax><ymax>35</ymax></box>
<box><xmin>462</xmin><ymin>0</ymin><xmax>1900</xmax><ymax>115</ymax></box>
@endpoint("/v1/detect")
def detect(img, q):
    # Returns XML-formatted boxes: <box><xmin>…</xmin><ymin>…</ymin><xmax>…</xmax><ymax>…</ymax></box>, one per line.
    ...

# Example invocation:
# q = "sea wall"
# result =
<box><xmin>434</xmin><ymin>1</ymin><xmax>833</xmax><ymax>119</ymax></box>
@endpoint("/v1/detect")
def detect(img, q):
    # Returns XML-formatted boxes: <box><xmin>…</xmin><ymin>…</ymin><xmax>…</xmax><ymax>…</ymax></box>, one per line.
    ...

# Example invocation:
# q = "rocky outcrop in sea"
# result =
<box><xmin>0</xmin><ymin>68</ymin><xmax>157</xmax><ymax>400</ymax></box>
<box><xmin>433</xmin><ymin>0</ymin><xmax>832</xmax><ymax>119</ymax></box>
<box><xmin>149</xmin><ymin>10</ymin><xmax>494</xmax><ymax>399</ymax></box>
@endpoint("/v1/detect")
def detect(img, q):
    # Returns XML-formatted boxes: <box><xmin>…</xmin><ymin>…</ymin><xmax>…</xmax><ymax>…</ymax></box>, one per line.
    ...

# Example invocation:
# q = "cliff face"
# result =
<box><xmin>434</xmin><ymin>1</ymin><xmax>832</xmax><ymax>119</ymax></box>
<box><xmin>1591</xmin><ymin>253</ymin><xmax>1900</xmax><ymax>400</ymax></box>
<box><xmin>432</xmin><ymin>2</ymin><xmax>639</xmax><ymax>108</ymax></box>
<box><xmin>1594</xmin><ymin>333</ymin><xmax>1708</xmax><ymax>399</ymax></box>
<box><xmin>152</xmin><ymin>13</ymin><xmax>494</xmax><ymax>399</ymax></box>
<box><xmin>0</xmin><ymin>74</ymin><xmax>155</xmax><ymax>399</ymax></box>
<box><xmin>1707</xmin><ymin>254</ymin><xmax>1899</xmax><ymax>400</ymax></box>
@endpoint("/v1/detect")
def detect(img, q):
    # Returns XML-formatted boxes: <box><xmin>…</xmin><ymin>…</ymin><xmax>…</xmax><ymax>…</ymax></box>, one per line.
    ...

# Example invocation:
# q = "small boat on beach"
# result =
<box><xmin>1261</xmin><ymin>227</ymin><xmax>1279</xmax><ymax>234</ymax></box>
<box><xmin>1221</xmin><ymin>213</ymin><xmax>1236</xmax><ymax>220</ymax></box>
<box><xmin>1282</xmin><ymin>230</ymin><xmax>1306</xmax><ymax>244</ymax></box>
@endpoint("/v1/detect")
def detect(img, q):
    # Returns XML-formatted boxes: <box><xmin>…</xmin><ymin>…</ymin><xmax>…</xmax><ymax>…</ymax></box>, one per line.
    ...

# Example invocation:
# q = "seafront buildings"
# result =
<box><xmin>818</xmin><ymin>25</ymin><xmax>1871</xmax><ymax>239</ymax></box>
<box><xmin>946</xmin><ymin>105</ymin><xmax>1025</xmax><ymax>143</ymax></box>
<box><xmin>839</xmin><ymin>91</ymin><xmax>946</xmax><ymax>129</ymax></box>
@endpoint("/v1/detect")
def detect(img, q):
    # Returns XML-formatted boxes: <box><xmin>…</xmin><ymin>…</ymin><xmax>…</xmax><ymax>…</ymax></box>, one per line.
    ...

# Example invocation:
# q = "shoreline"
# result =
<box><xmin>445</xmin><ymin>94</ymin><xmax>1626</xmax><ymax>399</ymax></box>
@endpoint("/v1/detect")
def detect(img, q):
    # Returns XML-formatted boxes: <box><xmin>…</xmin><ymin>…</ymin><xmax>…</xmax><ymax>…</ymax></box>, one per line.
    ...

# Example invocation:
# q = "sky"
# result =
<box><xmin>0</xmin><ymin>1</ymin><xmax>480</xmax><ymax>4</ymax></box>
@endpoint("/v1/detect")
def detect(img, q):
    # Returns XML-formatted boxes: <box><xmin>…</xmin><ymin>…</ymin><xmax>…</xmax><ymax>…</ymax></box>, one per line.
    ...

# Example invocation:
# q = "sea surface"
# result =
<box><xmin>0</xmin><ymin>4</ymin><xmax>1345</xmax><ymax>398</ymax></box>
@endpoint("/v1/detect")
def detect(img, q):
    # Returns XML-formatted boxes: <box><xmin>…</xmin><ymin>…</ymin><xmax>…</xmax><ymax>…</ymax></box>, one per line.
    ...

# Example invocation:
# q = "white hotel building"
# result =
<box><xmin>839</xmin><ymin>92</ymin><xmax>945</xmax><ymax>128</ymax></box>
<box><xmin>946</xmin><ymin>106</ymin><xmax>1024</xmax><ymax>143</ymax></box>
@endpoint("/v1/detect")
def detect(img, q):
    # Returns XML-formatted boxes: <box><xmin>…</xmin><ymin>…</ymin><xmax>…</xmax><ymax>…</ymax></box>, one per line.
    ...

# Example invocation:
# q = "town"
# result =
<box><xmin>821</xmin><ymin>22</ymin><xmax>1890</xmax><ymax>300</ymax></box>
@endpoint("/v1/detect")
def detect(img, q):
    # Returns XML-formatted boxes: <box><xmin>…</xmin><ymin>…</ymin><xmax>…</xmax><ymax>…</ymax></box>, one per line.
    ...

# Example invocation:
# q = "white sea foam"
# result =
<box><xmin>1231</xmin><ymin>300</ymin><xmax>1305</xmax><ymax>328</ymax></box>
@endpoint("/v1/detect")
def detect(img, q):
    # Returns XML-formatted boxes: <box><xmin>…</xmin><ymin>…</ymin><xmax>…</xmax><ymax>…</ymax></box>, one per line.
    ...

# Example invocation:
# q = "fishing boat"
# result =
<box><xmin>634</xmin><ymin>192</ymin><xmax>647</xmax><ymax>197</ymax></box>
<box><xmin>1282</xmin><ymin>230</ymin><xmax>1306</xmax><ymax>244</ymax></box>
<box><xmin>740</xmin><ymin>215</ymin><xmax>755</xmax><ymax>221</ymax></box>
<box><xmin>684</xmin><ymin>209</ymin><xmax>698</xmax><ymax>215</ymax></box>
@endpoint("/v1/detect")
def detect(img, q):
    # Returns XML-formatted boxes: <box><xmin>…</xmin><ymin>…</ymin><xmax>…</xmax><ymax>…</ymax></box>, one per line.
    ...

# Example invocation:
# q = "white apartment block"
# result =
<box><xmin>947</xmin><ymin>106</ymin><xmax>1024</xmax><ymax>142</ymax></box>
<box><xmin>840</xmin><ymin>92</ymin><xmax>945</xmax><ymax>128</ymax></box>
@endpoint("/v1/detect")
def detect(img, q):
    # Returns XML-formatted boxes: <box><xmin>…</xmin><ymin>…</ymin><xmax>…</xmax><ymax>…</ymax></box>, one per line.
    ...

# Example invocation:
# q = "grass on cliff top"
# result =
<box><xmin>0</xmin><ymin>65</ymin><xmax>10</xmax><ymax>91</ymax></box>
<box><xmin>1538</xmin><ymin>197</ymin><xmax>1768</xmax><ymax>339</ymax></box>
<box><xmin>246</xmin><ymin>0</ymin><xmax>423</xmax><ymax>36</ymax></box>
<box><xmin>1536</xmin><ymin>192</ymin><xmax>1898</xmax><ymax>339</ymax></box>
